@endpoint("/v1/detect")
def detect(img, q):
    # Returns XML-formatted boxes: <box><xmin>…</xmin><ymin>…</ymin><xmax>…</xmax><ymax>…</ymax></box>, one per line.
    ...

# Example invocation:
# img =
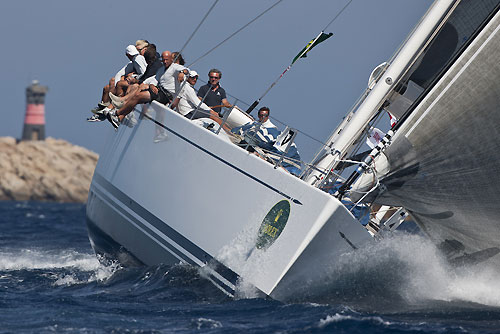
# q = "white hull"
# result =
<box><xmin>86</xmin><ymin>104</ymin><xmax>373</xmax><ymax>299</ymax></box>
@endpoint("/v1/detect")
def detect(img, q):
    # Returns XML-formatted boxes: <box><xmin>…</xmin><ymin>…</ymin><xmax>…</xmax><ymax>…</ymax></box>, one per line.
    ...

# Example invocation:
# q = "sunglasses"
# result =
<box><xmin>209</xmin><ymin>76</ymin><xmax>220</xmax><ymax>79</ymax></box>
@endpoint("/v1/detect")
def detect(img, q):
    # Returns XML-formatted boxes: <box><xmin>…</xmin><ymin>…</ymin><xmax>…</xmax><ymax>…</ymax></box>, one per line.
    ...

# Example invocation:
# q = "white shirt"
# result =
<box><xmin>113</xmin><ymin>55</ymin><xmax>148</xmax><ymax>85</ymax></box>
<box><xmin>132</xmin><ymin>54</ymin><xmax>148</xmax><ymax>78</ymax></box>
<box><xmin>178</xmin><ymin>82</ymin><xmax>212</xmax><ymax>116</ymax></box>
<box><xmin>157</xmin><ymin>63</ymin><xmax>186</xmax><ymax>94</ymax></box>
<box><xmin>142</xmin><ymin>74</ymin><xmax>157</xmax><ymax>85</ymax></box>
<box><xmin>261</xmin><ymin>119</ymin><xmax>278</xmax><ymax>130</ymax></box>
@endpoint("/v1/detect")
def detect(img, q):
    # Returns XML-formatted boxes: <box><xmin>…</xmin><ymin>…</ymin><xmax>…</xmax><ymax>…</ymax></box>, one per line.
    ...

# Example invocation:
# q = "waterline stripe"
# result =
<box><xmin>90</xmin><ymin>185</ymin><xmax>236</xmax><ymax>296</ymax></box>
<box><xmin>92</xmin><ymin>173</ymin><xmax>239</xmax><ymax>290</ymax></box>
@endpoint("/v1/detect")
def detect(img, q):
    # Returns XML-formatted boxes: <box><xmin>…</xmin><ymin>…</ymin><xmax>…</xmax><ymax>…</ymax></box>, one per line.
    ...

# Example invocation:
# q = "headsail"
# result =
<box><xmin>357</xmin><ymin>0</ymin><xmax>500</xmax><ymax>254</ymax></box>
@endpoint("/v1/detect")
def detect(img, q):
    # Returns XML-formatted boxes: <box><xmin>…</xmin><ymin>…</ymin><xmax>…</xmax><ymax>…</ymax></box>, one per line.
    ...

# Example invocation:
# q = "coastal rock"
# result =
<box><xmin>0</xmin><ymin>137</ymin><xmax>98</xmax><ymax>203</ymax></box>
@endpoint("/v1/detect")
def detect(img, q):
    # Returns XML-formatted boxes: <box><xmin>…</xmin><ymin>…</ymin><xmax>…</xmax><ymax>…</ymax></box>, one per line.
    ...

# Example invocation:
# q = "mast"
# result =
<box><xmin>305</xmin><ymin>0</ymin><xmax>458</xmax><ymax>187</ymax></box>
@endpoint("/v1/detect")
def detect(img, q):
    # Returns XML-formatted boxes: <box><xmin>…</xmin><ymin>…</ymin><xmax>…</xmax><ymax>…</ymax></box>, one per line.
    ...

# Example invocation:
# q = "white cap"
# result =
<box><xmin>188</xmin><ymin>70</ymin><xmax>198</xmax><ymax>77</ymax></box>
<box><xmin>126</xmin><ymin>45</ymin><xmax>139</xmax><ymax>56</ymax></box>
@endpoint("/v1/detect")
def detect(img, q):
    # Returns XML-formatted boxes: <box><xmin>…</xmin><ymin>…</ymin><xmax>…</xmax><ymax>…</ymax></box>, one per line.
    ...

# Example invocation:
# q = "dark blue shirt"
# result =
<box><xmin>139</xmin><ymin>58</ymin><xmax>162</xmax><ymax>84</ymax></box>
<box><xmin>197</xmin><ymin>83</ymin><xmax>227</xmax><ymax>115</ymax></box>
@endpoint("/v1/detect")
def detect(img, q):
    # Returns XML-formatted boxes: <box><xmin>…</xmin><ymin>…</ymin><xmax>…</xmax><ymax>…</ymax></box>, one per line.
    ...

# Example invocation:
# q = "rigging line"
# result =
<box><xmin>268</xmin><ymin>116</ymin><xmax>331</xmax><ymax>147</ymax></box>
<box><xmin>195</xmin><ymin>77</ymin><xmax>335</xmax><ymax>147</ymax></box>
<box><xmin>175</xmin><ymin>0</ymin><xmax>219</xmax><ymax>62</ymax></box>
<box><xmin>198</xmin><ymin>78</ymin><xmax>327</xmax><ymax>147</ymax></box>
<box><xmin>245</xmin><ymin>31</ymin><xmax>325</xmax><ymax>114</ymax></box>
<box><xmin>188</xmin><ymin>0</ymin><xmax>284</xmax><ymax>67</ymax></box>
<box><xmin>323</xmin><ymin>0</ymin><xmax>354</xmax><ymax>31</ymax></box>
<box><xmin>196</xmin><ymin>77</ymin><xmax>333</xmax><ymax>147</ymax></box>
<box><xmin>244</xmin><ymin>2</ymin><xmax>354</xmax><ymax>115</ymax></box>
<box><xmin>196</xmin><ymin>78</ymin><xmax>251</xmax><ymax>106</ymax></box>
<box><xmin>170</xmin><ymin>0</ymin><xmax>219</xmax><ymax>105</ymax></box>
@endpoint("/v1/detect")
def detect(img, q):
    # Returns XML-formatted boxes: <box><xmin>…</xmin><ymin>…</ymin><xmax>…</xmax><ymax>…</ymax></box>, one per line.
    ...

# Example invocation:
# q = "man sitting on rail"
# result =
<box><xmin>105</xmin><ymin>43</ymin><xmax>163</xmax><ymax>112</ymax></box>
<box><xmin>104</xmin><ymin>50</ymin><xmax>188</xmax><ymax>129</ymax></box>
<box><xmin>88</xmin><ymin>43</ymin><xmax>148</xmax><ymax>119</ymax></box>
<box><xmin>175</xmin><ymin>70</ymin><xmax>216</xmax><ymax>119</ymax></box>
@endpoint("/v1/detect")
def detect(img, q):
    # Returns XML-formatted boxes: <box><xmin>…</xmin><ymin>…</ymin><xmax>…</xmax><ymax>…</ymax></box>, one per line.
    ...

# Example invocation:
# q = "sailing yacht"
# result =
<box><xmin>86</xmin><ymin>0</ymin><xmax>500</xmax><ymax>299</ymax></box>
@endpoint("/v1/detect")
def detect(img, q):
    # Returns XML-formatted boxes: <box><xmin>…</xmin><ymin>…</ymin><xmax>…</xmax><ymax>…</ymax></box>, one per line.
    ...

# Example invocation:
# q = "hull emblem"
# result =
<box><xmin>256</xmin><ymin>200</ymin><xmax>291</xmax><ymax>249</ymax></box>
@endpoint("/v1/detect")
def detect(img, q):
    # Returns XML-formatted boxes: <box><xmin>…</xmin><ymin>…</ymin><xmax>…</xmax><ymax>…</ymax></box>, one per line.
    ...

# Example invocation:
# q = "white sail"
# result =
<box><xmin>350</xmin><ymin>0</ymin><xmax>500</xmax><ymax>258</ymax></box>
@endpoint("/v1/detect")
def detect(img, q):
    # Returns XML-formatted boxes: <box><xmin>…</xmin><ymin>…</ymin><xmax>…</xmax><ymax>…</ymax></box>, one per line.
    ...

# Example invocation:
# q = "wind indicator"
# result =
<box><xmin>292</xmin><ymin>32</ymin><xmax>334</xmax><ymax>64</ymax></box>
<box><xmin>245</xmin><ymin>31</ymin><xmax>333</xmax><ymax>114</ymax></box>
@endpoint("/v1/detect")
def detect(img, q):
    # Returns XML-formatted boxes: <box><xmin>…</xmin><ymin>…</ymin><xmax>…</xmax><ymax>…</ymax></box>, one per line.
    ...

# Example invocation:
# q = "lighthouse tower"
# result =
<box><xmin>22</xmin><ymin>80</ymin><xmax>48</xmax><ymax>141</ymax></box>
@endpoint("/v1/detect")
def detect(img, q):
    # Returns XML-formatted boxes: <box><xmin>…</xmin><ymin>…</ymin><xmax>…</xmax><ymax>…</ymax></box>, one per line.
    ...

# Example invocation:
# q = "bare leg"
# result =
<box><xmin>100</xmin><ymin>77</ymin><xmax>117</xmax><ymax>104</ymax></box>
<box><xmin>125</xmin><ymin>83</ymin><xmax>140</xmax><ymax>97</ymax></box>
<box><xmin>101</xmin><ymin>82</ymin><xmax>112</xmax><ymax>104</ymax></box>
<box><xmin>115</xmin><ymin>79</ymin><xmax>129</xmax><ymax>97</ymax></box>
<box><xmin>123</xmin><ymin>83</ymin><xmax>149</xmax><ymax>103</ymax></box>
<box><xmin>108</xmin><ymin>77</ymin><xmax>117</xmax><ymax>96</ymax></box>
<box><xmin>115</xmin><ymin>90</ymin><xmax>151</xmax><ymax>121</ymax></box>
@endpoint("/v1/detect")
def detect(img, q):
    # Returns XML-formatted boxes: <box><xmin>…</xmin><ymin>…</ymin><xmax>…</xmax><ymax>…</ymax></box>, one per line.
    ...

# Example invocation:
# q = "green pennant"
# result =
<box><xmin>292</xmin><ymin>32</ymin><xmax>333</xmax><ymax>64</ymax></box>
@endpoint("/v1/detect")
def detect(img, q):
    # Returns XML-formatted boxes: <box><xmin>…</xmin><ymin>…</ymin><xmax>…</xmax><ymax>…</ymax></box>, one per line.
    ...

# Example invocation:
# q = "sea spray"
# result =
<box><xmin>217</xmin><ymin>229</ymin><xmax>500</xmax><ymax>309</ymax></box>
<box><xmin>0</xmin><ymin>248</ymin><xmax>119</xmax><ymax>285</ymax></box>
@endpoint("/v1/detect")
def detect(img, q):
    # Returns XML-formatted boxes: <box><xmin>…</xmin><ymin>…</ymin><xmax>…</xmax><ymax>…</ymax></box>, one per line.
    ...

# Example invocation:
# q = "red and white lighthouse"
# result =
<box><xmin>22</xmin><ymin>80</ymin><xmax>48</xmax><ymax>141</ymax></box>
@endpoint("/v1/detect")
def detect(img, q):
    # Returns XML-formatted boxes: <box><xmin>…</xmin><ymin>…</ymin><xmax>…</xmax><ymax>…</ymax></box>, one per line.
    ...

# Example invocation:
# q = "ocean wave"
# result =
<box><xmin>318</xmin><ymin>313</ymin><xmax>391</xmax><ymax>327</ymax></box>
<box><xmin>0</xmin><ymin>248</ymin><xmax>120</xmax><ymax>287</ymax></box>
<box><xmin>0</xmin><ymin>249</ymin><xmax>100</xmax><ymax>271</ymax></box>
<box><xmin>191</xmin><ymin>317</ymin><xmax>223</xmax><ymax>330</ymax></box>
<box><xmin>243</xmin><ymin>231</ymin><xmax>500</xmax><ymax>309</ymax></box>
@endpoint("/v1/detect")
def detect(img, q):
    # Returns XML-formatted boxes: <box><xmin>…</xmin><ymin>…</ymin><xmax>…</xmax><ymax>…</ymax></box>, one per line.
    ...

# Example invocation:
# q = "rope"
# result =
<box><xmin>194</xmin><ymin>76</ymin><xmax>335</xmax><ymax>148</ymax></box>
<box><xmin>188</xmin><ymin>0</ymin><xmax>284</xmax><ymax>67</ymax></box>
<box><xmin>175</xmin><ymin>0</ymin><xmax>219</xmax><ymax>64</ymax></box>
<box><xmin>184</xmin><ymin>0</ymin><xmax>355</xmax><ymax>154</ymax></box>
<box><xmin>170</xmin><ymin>1</ymin><xmax>219</xmax><ymax>108</ymax></box>
<box><xmin>323</xmin><ymin>0</ymin><xmax>354</xmax><ymax>31</ymax></box>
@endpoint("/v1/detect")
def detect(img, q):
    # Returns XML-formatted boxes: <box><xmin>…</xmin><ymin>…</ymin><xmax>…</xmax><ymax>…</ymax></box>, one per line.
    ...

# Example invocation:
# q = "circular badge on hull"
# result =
<box><xmin>256</xmin><ymin>200</ymin><xmax>291</xmax><ymax>249</ymax></box>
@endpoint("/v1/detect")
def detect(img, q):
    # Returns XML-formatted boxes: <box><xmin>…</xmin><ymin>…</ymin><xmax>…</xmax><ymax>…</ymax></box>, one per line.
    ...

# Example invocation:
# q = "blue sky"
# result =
<box><xmin>0</xmin><ymin>0</ymin><xmax>433</xmax><ymax>161</ymax></box>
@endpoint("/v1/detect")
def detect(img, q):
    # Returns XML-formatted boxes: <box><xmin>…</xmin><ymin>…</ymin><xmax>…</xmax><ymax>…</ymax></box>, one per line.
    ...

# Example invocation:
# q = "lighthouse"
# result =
<box><xmin>22</xmin><ymin>80</ymin><xmax>48</xmax><ymax>141</ymax></box>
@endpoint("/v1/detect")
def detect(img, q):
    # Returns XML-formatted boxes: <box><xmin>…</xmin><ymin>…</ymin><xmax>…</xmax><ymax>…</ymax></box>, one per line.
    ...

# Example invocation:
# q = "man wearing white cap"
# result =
<box><xmin>88</xmin><ymin>44</ymin><xmax>148</xmax><ymax>121</ymax></box>
<box><xmin>104</xmin><ymin>50</ymin><xmax>187</xmax><ymax>129</ymax></box>
<box><xmin>114</xmin><ymin>45</ymin><xmax>148</xmax><ymax>83</ymax></box>
<box><xmin>111</xmin><ymin>45</ymin><xmax>149</xmax><ymax>97</ymax></box>
<box><xmin>175</xmin><ymin>70</ymin><xmax>214</xmax><ymax>119</ymax></box>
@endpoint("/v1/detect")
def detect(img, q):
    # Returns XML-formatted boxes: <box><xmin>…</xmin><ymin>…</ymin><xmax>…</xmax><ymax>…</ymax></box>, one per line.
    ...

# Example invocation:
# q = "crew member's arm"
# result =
<box><xmin>221</xmin><ymin>98</ymin><xmax>232</xmax><ymax>108</ymax></box>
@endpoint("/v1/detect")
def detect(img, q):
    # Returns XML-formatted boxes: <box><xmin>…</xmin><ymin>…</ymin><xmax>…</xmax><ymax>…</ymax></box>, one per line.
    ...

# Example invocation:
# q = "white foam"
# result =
<box><xmin>215</xmin><ymin>222</ymin><xmax>265</xmax><ymax>299</ymax></box>
<box><xmin>318</xmin><ymin>313</ymin><xmax>391</xmax><ymax>327</ymax></box>
<box><xmin>0</xmin><ymin>249</ymin><xmax>100</xmax><ymax>271</ymax></box>
<box><xmin>0</xmin><ymin>248</ymin><xmax>119</xmax><ymax>285</ymax></box>
<box><xmin>224</xmin><ymin>230</ymin><xmax>500</xmax><ymax>307</ymax></box>
<box><xmin>415</xmin><ymin>261</ymin><xmax>500</xmax><ymax>307</ymax></box>
<box><xmin>337</xmin><ymin>233</ymin><xmax>500</xmax><ymax>307</ymax></box>
<box><xmin>23</xmin><ymin>212</ymin><xmax>45</xmax><ymax>219</ymax></box>
<box><xmin>192</xmin><ymin>318</ymin><xmax>223</xmax><ymax>329</ymax></box>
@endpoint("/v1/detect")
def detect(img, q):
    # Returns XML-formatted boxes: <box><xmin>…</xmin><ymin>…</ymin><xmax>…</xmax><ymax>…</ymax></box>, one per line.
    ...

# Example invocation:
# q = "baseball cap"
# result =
<box><xmin>126</xmin><ymin>45</ymin><xmax>139</xmax><ymax>56</ymax></box>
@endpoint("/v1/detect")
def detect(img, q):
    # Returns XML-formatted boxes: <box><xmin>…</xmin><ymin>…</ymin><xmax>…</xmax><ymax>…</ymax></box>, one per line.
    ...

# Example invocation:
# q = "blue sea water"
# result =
<box><xmin>2</xmin><ymin>201</ymin><xmax>500</xmax><ymax>333</ymax></box>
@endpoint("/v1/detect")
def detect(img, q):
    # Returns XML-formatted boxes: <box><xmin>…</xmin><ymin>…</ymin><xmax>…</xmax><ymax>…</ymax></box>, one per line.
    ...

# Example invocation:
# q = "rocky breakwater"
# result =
<box><xmin>0</xmin><ymin>137</ymin><xmax>98</xmax><ymax>202</ymax></box>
